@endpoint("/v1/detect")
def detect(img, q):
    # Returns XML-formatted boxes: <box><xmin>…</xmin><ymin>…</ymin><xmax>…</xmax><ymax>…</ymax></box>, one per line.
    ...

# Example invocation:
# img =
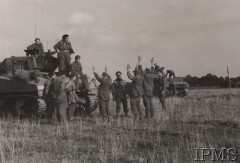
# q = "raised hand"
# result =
<box><xmin>150</xmin><ymin>57</ymin><xmax>154</xmax><ymax>66</ymax></box>
<box><xmin>104</xmin><ymin>66</ymin><xmax>108</xmax><ymax>73</ymax></box>
<box><xmin>92</xmin><ymin>66</ymin><xmax>95</xmax><ymax>72</ymax></box>
<box><xmin>127</xmin><ymin>64</ymin><xmax>131</xmax><ymax>71</ymax></box>
<box><xmin>137</xmin><ymin>56</ymin><xmax>142</xmax><ymax>65</ymax></box>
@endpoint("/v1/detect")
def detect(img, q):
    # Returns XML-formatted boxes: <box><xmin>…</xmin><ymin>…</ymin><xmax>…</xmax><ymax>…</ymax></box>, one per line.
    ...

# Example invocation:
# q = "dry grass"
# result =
<box><xmin>1</xmin><ymin>88</ymin><xmax>240</xmax><ymax>162</ymax></box>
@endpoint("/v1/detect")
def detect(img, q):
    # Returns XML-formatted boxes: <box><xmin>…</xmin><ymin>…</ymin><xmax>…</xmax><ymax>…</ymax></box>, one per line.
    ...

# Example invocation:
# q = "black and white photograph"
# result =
<box><xmin>0</xmin><ymin>0</ymin><xmax>240</xmax><ymax>162</ymax></box>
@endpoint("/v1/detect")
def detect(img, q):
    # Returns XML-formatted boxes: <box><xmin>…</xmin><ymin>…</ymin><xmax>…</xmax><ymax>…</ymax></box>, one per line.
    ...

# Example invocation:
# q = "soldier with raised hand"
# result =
<box><xmin>127</xmin><ymin>58</ymin><xmax>144</xmax><ymax>121</ymax></box>
<box><xmin>54</xmin><ymin>34</ymin><xmax>74</xmax><ymax>75</ymax></box>
<box><xmin>112</xmin><ymin>71</ymin><xmax>128</xmax><ymax>118</ymax></box>
<box><xmin>141</xmin><ymin>57</ymin><xmax>156</xmax><ymax>118</ymax></box>
<box><xmin>93</xmin><ymin>66</ymin><xmax>112</xmax><ymax>123</ymax></box>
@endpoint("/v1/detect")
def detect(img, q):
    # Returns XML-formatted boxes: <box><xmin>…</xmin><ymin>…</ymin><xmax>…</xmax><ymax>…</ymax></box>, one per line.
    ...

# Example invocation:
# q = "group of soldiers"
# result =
<box><xmin>27</xmin><ymin>34</ymin><xmax>174</xmax><ymax>124</ymax></box>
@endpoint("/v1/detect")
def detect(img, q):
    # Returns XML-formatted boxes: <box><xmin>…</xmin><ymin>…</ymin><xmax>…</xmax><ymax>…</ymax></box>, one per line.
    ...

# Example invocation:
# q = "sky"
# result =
<box><xmin>0</xmin><ymin>0</ymin><xmax>240</xmax><ymax>79</ymax></box>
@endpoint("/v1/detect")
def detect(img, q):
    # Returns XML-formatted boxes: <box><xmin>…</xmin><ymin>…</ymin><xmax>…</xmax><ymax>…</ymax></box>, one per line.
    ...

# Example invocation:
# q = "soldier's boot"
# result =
<box><xmin>162</xmin><ymin>103</ymin><xmax>166</xmax><ymax>111</ymax></box>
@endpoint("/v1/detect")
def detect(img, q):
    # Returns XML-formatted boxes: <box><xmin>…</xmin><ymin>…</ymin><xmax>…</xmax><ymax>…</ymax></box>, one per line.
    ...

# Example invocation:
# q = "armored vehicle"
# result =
<box><xmin>0</xmin><ymin>51</ymin><xmax>98</xmax><ymax>117</ymax></box>
<box><xmin>153</xmin><ymin>76</ymin><xmax>189</xmax><ymax>97</ymax></box>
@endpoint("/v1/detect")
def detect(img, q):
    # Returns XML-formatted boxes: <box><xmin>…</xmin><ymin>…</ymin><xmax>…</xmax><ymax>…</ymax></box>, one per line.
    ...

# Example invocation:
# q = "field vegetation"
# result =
<box><xmin>0</xmin><ymin>89</ymin><xmax>240</xmax><ymax>162</ymax></box>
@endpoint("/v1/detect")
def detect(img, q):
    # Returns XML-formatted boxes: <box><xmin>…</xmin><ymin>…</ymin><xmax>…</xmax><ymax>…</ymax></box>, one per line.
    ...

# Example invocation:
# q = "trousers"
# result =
<box><xmin>68</xmin><ymin>103</ymin><xmax>76</xmax><ymax>118</ymax></box>
<box><xmin>45</xmin><ymin>98</ymin><xmax>54</xmax><ymax>120</ymax></box>
<box><xmin>130</xmin><ymin>96</ymin><xmax>142</xmax><ymax>117</ymax></box>
<box><xmin>143</xmin><ymin>95</ymin><xmax>154</xmax><ymax>118</ymax></box>
<box><xmin>99</xmin><ymin>98</ymin><xmax>110</xmax><ymax>119</ymax></box>
<box><xmin>53</xmin><ymin>101</ymin><xmax>68</xmax><ymax>123</ymax></box>
<box><xmin>58</xmin><ymin>52</ymin><xmax>71</xmax><ymax>74</ymax></box>
<box><xmin>115</xmin><ymin>96</ymin><xmax>128</xmax><ymax>115</ymax></box>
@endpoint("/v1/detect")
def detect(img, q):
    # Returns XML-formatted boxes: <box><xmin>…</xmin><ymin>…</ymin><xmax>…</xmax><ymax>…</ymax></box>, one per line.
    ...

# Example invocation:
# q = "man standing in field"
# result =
<box><xmin>52</xmin><ymin>72</ymin><xmax>68</xmax><ymax>123</ymax></box>
<box><xmin>43</xmin><ymin>71</ymin><xmax>55</xmax><ymax>122</ymax></box>
<box><xmin>93</xmin><ymin>66</ymin><xmax>112</xmax><ymax>123</ymax></box>
<box><xmin>127</xmin><ymin>61</ymin><xmax>144</xmax><ymax>121</ymax></box>
<box><xmin>66</xmin><ymin>74</ymin><xmax>80</xmax><ymax>120</ymax></box>
<box><xmin>112</xmin><ymin>71</ymin><xmax>128</xmax><ymax>118</ymax></box>
<box><xmin>54</xmin><ymin>34</ymin><xmax>74</xmax><ymax>75</ymax></box>
<box><xmin>158</xmin><ymin>66</ymin><xmax>167</xmax><ymax>111</ymax></box>
<box><xmin>139</xmin><ymin>57</ymin><xmax>156</xmax><ymax>118</ymax></box>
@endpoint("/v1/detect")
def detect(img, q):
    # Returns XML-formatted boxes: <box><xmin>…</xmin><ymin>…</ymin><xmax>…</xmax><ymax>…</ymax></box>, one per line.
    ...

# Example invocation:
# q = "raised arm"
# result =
<box><xmin>93</xmin><ymin>66</ymin><xmax>103</xmax><ymax>83</ymax></box>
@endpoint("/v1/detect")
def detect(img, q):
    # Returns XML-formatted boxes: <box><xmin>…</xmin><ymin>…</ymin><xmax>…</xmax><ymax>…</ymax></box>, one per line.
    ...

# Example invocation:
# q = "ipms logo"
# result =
<box><xmin>194</xmin><ymin>148</ymin><xmax>238</xmax><ymax>161</ymax></box>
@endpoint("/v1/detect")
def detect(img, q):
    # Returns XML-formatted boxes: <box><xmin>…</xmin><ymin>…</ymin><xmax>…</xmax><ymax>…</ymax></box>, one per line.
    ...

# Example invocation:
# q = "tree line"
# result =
<box><xmin>184</xmin><ymin>74</ymin><xmax>240</xmax><ymax>88</ymax></box>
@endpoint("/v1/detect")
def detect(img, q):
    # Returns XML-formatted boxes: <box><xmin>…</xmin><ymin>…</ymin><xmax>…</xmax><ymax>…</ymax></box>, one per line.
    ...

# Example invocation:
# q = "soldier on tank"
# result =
<box><xmin>127</xmin><ymin>59</ymin><xmax>144</xmax><ymax>121</ymax></box>
<box><xmin>54</xmin><ymin>34</ymin><xmax>74</xmax><ymax>75</ymax></box>
<box><xmin>112</xmin><ymin>71</ymin><xmax>128</xmax><ymax>118</ymax></box>
<box><xmin>43</xmin><ymin>71</ymin><xmax>55</xmax><ymax>122</ymax></box>
<box><xmin>166</xmin><ymin>70</ymin><xmax>176</xmax><ymax>80</ymax></box>
<box><xmin>70</xmin><ymin>55</ymin><xmax>89</xmax><ymax>91</ymax></box>
<box><xmin>93</xmin><ymin>66</ymin><xmax>112</xmax><ymax>123</ymax></box>
<box><xmin>52</xmin><ymin>71</ymin><xmax>68</xmax><ymax>124</ymax></box>
<box><xmin>27</xmin><ymin>38</ymin><xmax>44</xmax><ymax>69</ymax></box>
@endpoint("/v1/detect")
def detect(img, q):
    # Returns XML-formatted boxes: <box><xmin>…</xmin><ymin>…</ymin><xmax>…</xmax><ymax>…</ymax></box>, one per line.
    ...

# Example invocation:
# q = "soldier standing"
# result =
<box><xmin>158</xmin><ymin>67</ymin><xmax>167</xmax><ymax>111</ymax></box>
<box><xmin>66</xmin><ymin>74</ymin><xmax>79</xmax><ymax>120</ymax></box>
<box><xmin>54</xmin><ymin>34</ymin><xmax>74</xmax><ymax>75</ymax></box>
<box><xmin>93</xmin><ymin>66</ymin><xmax>112</xmax><ymax>122</ymax></box>
<box><xmin>27</xmin><ymin>38</ymin><xmax>44</xmax><ymax>69</ymax></box>
<box><xmin>52</xmin><ymin>72</ymin><xmax>68</xmax><ymax>123</ymax></box>
<box><xmin>127</xmin><ymin>60</ymin><xmax>144</xmax><ymax>121</ymax></box>
<box><xmin>112</xmin><ymin>71</ymin><xmax>128</xmax><ymax>118</ymax></box>
<box><xmin>141</xmin><ymin>57</ymin><xmax>155</xmax><ymax>118</ymax></box>
<box><xmin>43</xmin><ymin>71</ymin><xmax>55</xmax><ymax>122</ymax></box>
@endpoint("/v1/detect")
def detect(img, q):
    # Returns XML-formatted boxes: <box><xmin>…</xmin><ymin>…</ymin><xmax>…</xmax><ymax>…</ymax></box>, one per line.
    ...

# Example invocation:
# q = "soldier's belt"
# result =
<box><xmin>60</xmin><ymin>50</ymin><xmax>70</xmax><ymax>52</ymax></box>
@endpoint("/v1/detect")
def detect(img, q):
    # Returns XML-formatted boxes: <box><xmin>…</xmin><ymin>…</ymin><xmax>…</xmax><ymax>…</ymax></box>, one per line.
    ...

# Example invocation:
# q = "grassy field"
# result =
<box><xmin>0</xmin><ymin>88</ymin><xmax>240</xmax><ymax>162</ymax></box>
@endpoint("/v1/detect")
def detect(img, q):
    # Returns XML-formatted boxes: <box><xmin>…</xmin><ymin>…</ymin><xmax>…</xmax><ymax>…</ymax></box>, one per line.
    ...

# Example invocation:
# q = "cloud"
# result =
<box><xmin>69</xmin><ymin>12</ymin><xmax>95</xmax><ymax>26</ymax></box>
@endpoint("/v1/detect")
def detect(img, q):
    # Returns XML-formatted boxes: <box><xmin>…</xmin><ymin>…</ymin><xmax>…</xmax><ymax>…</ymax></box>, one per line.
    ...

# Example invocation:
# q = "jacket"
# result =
<box><xmin>94</xmin><ymin>72</ymin><xmax>112</xmax><ymax>101</ymax></box>
<box><xmin>127</xmin><ymin>71</ymin><xmax>144</xmax><ymax>98</ymax></box>
<box><xmin>52</xmin><ymin>76</ymin><xmax>67</xmax><ymax>103</ymax></box>
<box><xmin>112</xmin><ymin>79</ymin><xmax>127</xmax><ymax>98</ymax></box>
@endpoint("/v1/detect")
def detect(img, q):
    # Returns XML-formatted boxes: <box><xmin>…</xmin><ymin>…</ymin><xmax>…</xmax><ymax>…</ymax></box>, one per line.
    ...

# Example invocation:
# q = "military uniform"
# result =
<box><xmin>27</xmin><ymin>43</ymin><xmax>44</xmax><ymax>54</ymax></box>
<box><xmin>166</xmin><ymin>70</ymin><xmax>175</xmax><ymax>79</ymax></box>
<box><xmin>94</xmin><ymin>72</ymin><xmax>112</xmax><ymax>121</ymax></box>
<box><xmin>142</xmin><ymin>69</ymin><xmax>155</xmax><ymax>118</ymax></box>
<box><xmin>43</xmin><ymin>78</ymin><xmax>54</xmax><ymax>121</ymax></box>
<box><xmin>127</xmin><ymin>70</ymin><xmax>144</xmax><ymax>119</ymax></box>
<box><xmin>66</xmin><ymin>78</ymin><xmax>79</xmax><ymax>120</ymax></box>
<box><xmin>159</xmin><ymin>72</ymin><xmax>167</xmax><ymax>110</ymax></box>
<box><xmin>27</xmin><ymin>43</ymin><xmax>44</xmax><ymax>69</ymax></box>
<box><xmin>52</xmin><ymin>75</ymin><xmax>68</xmax><ymax>123</ymax></box>
<box><xmin>70</xmin><ymin>61</ymin><xmax>89</xmax><ymax>90</ymax></box>
<box><xmin>54</xmin><ymin>40</ymin><xmax>73</xmax><ymax>74</ymax></box>
<box><xmin>112</xmin><ymin>78</ymin><xmax>128</xmax><ymax>116</ymax></box>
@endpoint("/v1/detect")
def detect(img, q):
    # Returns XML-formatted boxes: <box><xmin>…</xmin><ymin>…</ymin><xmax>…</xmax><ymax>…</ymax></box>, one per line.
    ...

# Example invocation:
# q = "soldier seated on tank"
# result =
<box><xmin>166</xmin><ymin>70</ymin><xmax>176</xmax><ymax>80</ymax></box>
<box><xmin>26</xmin><ymin>38</ymin><xmax>44</xmax><ymax>70</ymax></box>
